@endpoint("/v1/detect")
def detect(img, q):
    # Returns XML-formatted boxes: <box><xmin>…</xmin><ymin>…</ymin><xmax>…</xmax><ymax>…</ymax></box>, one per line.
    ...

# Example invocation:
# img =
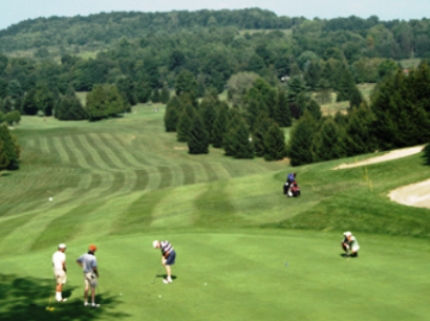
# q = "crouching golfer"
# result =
<box><xmin>153</xmin><ymin>240</ymin><xmax>176</xmax><ymax>284</ymax></box>
<box><xmin>341</xmin><ymin>231</ymin><xmax>360</xmax><ymax>257</ymax></box>
<box><xmin>76</xmin><ymin>244</ymin><xmax>100</xmax><ymax>307</ymax></box>
<box><xmin>52</xmin><ymin>243</ymin><xmax>67</xmax><ymax>302</ymax></box>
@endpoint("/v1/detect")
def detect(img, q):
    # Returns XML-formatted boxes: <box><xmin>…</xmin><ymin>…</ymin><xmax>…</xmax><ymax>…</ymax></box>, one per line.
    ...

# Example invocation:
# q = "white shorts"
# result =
<box><xmin>84</xmin><ymin>272</ymin><xmax>98</xmax><ymax>288</ymax></box>
<box><xmin>54</xmin><ymin>270</ymin><xmax>67</xmax><ymax>284</ymax></box>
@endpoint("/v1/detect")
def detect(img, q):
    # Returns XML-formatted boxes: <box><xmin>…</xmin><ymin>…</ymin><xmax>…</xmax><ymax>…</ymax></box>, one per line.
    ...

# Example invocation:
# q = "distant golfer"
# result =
<box><xmin>76</xmin><ymin>244</ymin><xmax>100</xmax><ymax>307</ymax></box>
<box><xmin>52</xmin><ymin>243</ymin><xmax>67</xmax><ymax>302</ymax></box>
<box><xmin>341</xmin><ymin>231</ymin><xmax>360</xmax><ymax>257</ymax></box>
<box><xmin>153</xmin><ymin>240</ymin><xmax>176</xmax><ymax>284</ymax></box>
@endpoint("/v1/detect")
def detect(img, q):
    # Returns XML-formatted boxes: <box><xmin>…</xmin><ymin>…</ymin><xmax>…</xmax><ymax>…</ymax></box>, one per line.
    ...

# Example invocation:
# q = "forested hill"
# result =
<box><xmin>0</xmin><ymin>8</ymin><xmax>303</xmax><ymax>52</ymax></box>
<box><xmin>1</xmin><ymin>8</ymin><xmax>430</xmax><ymax>60</ymax></box>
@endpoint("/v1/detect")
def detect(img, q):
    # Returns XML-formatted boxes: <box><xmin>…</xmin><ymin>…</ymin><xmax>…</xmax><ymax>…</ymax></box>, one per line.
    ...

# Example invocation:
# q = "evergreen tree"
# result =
<box><xmin>345</xmin><ymin>103</ymin><xmax>376</xmax><ymax>156</ymax></box>
<box><xmin>116</xmin><ymin>77</ymin><xmax>137</xmax><ymax>107</ymax></box>
<box><xmin>305</xmin><ymin>99</ymin><xmax>322</xmax><ymax>120</ymax></box>
<box><xmin>287</xmin><ymin>111</ymin><xmax>317</xmax><ymax>166</ymax></box>
<box><xmin>160</xmin><ymin>86</ymin><xmax>170</xmax><ymax>104</ymax></box>
<box><xmin>349</xmin><ymin>85</ymin><xmax>364</xmax><ymax>109</ymax></box>
<box><xmin>164</xmin><ymin>96</ymin><xmax>180</xmax><ymax>132</ymax></box>
<box><xmin>151</xmin><ymin>89</ymin><xmax>160</xmax><ymax>103</ymax></box>
<box><xmin>56</xmin><ymin>95</ymin><xmax>87</xmax><ymax>121</ymax></box>
<box><xmin>304</xmin><ymin>60</ymin><xmax>321</xmax><ymax>90</ymax></box>
<box><xmin>199</xmin><ymin>96</ymin><xmax>217</xmax><ymax>143</ymax></box>
<box><xmin>227</xmin><ymin>117</ymin><xmax>254</xmax><ymax>159</ymax></box>
<box><xmin>35</xmin><ymin>83</ymin><xmax>55</xmax><ymax>116</ymax></box>
<box><xmin>0</xmin><ymin>111</ymin><xmax>4</xmax><ymax>124</ymax></box>
<box><xmin>274</xmin><ymin>88</ymin><xmax>292</xmax><ymax>127</ymax></box>
<box><xmin>1</xmin><ymin>97</ymin><xmax>13</xmax><ymax>114</ymax></box>
<box><xmin>22</xmin><ymin>89</ymin><xmax>38</xmax><ymax>115</ymax></box>
<box><xmin>252</xmin><ymin>112</ymin><xmax>274</xmax><ymax>157</ymax></box>
<box><xmin>188</xmin><ymin>114</ymin><xmax>209</xmax><ymax>154</ymax></box>
<box><xmin>0</xmin><ymin>125</ymin><xmax>20</xmax><ymax>170</ymax></box>
<box><xmin>175</xmin><ymin>70</ymin><xmax>197</xmax><ymax>96</ymax></box>
<box><xmin>176</xmin><ymin>106</ymin><xmax>193</xmax><ymax>142</ymax></box>
<box><xmin>136</xmin><ymin>81</ymin><xmax>152</xmax><ymax>103</ymax></box>
<box><xmin>312</xmin><ymin>117</ymin><xmax>346</xmax><ymax>162</ymax></box>
<box><xmin>211</xmin><ymin>102</ymin><xmax>229</xmax><ymax>148</ymax></box>
<box><xmin>86</xmin><ymin>84</ymin><xmax>126</xmax><ymax>121</ymax></box>
<box><xmin>336</xmin><ymin>68</ymin><xmax>356</xmax><ymax>102</ymax></box>
<box><xmin>263</xmin><ymin>123</ymin><xmax>287</xmax><ymax>161</ymax></box>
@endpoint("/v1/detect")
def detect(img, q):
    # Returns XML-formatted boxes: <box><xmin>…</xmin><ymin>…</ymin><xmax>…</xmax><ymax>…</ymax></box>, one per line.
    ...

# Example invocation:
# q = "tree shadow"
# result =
<box><xmin>423</xmin><ymin>144</ymin><xmax>430</xmax><ymax>166</ymax></box>
<box><xmin>0</xmin><ymin>274</ymin><xmax>130</xmax><ymax>321</ymax></box>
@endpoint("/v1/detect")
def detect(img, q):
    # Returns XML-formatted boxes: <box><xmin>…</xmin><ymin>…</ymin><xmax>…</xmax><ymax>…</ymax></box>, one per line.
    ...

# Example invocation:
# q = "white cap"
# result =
<box><xmin>152</xmin><ymin>240</ymin><xmax>159</xmax><ymax>248</ymax></box>
<box><xmin>58</xmin><ymin>243</ymin><xmax>66</xmax><ymax>249</ymax></box>
<box><xmin>343</xmin><ymin>231</ymin><xmax>352</xmax><ymax>237</ymax></box>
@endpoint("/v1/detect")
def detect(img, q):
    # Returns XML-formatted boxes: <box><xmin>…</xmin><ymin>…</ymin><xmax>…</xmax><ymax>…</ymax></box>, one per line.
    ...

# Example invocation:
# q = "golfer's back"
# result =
<box><xmin>77</xmin><ymin>253</ymin><xmax>97</xmax><ymax>273</ymax></box>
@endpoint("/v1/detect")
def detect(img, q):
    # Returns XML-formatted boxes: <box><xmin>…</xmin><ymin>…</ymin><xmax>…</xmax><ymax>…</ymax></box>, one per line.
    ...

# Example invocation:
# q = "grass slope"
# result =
<box><xmin>0</xmin><ymin>103</ymin><xmax>429</xmax><ymax>320</ymax></box>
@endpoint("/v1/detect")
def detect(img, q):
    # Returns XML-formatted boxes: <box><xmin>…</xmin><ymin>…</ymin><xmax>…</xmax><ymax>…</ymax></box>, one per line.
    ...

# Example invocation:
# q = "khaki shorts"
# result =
<box><xmin>54</xmin><ymin>270</ymin><xmax>67</xmax><ymax>285</ymax></box>
<box><xmin>84</xmin><ymin>272</ymin><xmax>98</xmax><ymax>288</ymax></box>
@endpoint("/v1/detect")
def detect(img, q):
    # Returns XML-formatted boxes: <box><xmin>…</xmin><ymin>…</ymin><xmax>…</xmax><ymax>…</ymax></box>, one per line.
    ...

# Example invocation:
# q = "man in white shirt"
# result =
<box><xmin>52</xmin><ymin>243</ymin><xmax>67</xmax><ymax>302</ymax></box>
<box><xmin>341</xmin><ymin>231</ymin><xmax>360</xmax><ymax>257</ymax></box>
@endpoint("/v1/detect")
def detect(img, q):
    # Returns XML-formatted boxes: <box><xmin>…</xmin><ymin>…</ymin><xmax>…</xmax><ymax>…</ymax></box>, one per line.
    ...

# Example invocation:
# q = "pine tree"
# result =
<box><xmin>345</xmin><ymin>103</ymin><xmax>376</xmax><ymax>156</ymax></box>
<box><xmin>35</xmin><ymin>83</ymin><xmax>55</xmax><ymax>116</ymax></box>
<box><xmin>274</xmin><ymin>88</ymin><xmax>292</xmax><ymax>127</ymax></box>
<box><xmin>336</xmin><ymin>68</ymin><xmax>356</xmax><ymax>102</ymax></box>
<box><xmin>287</xmin><ymin>111</ymin><xmax>317</xmax><ymax>166</ymax></box>
<box><xmin>228</xmin><ymin>117</ymin><xmax>254</xmax><ymax>159</ymax></box>
<box><xmin>312</xmin><ymin>117</ymin><xmax>346</xmax><ymax>162</ymax></box>
<box><xmin>304</xmin><ymin>60</ymin><xmax>321</xmax><ymax>91</ymax></box>
<box><xmin>305</xmin><ymin>99</ymin><xmax>322</xmax><ymax>120</ymax></box>
<box><xmin>187</xmin><ymin>115</ymin><xmax>209</xmax><ymax>154</ymax></box>
<box><xmin>151</xmin><ymin>89</ymin><xmax>161</xmax><ymax>103</ymax></box>
<box><xmin>252</xmin><ymin>112</ymin><xmax>274</xmax><ymax>157</ymax></box>
<box><xmin>263</xmin><ymin>123</ymin><xmax>287</xmax><ymax>161</ymax></box>
<box><xmin>200</xmin><ymin>96</ymin><xmax>217</xmax><ymax>143</ymax></box>
<box><xmin>211</xmin><ymin>102</ymin><xmax>229</xmax><ymax>148</ymax></box>
<box><xmin>1</xmin><ymin>97</ymin><xmax>13</xmax><ymax>114</ymax></box>
<box><xmin>164</xmin><ymin>100</ymin><xmax>179</xmax><ymax>132</ymax></box>
<box><xmin>160</xmin><ymin>86</ymin><xmax>170</xmax><ymax>104</ymax></box>
<box><xmin>349</xmin><ymin>85</ymin><xmax>364</xmax><ymax>109</ymax></box>
<box><xmin>176</xmin><ymin>107</ymin><xmax>193</xmax><ymax>142</ymax></box>
<box><xmin>22</xmin><ymin>89</ymin><xmax>38</xmax><ymax>115</ymax></box>
<box><xmin>56</xmin><ymin>95</ymin><xmax>87</xmax><ymax>121</ymax></box>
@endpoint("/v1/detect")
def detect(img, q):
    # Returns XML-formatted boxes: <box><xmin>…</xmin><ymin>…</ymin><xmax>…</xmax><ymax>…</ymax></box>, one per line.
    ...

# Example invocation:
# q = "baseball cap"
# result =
<box><xmin>344</xmin><ymin>231</ymin><xmax>352</xmax><ymax>237</ymax></box>
<box><xmin>58</xmin><ymin>243</ymin><xmax>66</xmax><ymax>249</ymax></box>
<box><xmin>88</xmin><ymin>244</ymin><xmax>97</xmax><ymax>252</ymax></box>
<box><xmin>152</xmin><ymin>240</ymin><xmax>159</xmax><ymax>248</ymax></box>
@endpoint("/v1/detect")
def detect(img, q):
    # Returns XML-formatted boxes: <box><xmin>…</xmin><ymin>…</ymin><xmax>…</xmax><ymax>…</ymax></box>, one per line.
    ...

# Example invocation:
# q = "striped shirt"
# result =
<box><xmin>160</xmin><ymin>241</ymin><xmax>173</xmax><ymax>255</ymax></box>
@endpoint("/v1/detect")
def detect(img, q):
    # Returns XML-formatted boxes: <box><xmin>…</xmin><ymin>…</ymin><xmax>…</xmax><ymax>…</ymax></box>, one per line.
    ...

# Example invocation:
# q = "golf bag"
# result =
<box><xmin>283</xmin><ymin>181</ymin><xmax>300</xmax><ymax>197</ymax></box>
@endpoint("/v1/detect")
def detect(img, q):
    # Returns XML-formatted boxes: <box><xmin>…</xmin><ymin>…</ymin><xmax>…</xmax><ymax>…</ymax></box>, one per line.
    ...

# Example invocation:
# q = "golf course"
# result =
<box><xmin>1</xmin><ymin>103</ymin><xmax>430</xmax><ymax>321</ymax></box>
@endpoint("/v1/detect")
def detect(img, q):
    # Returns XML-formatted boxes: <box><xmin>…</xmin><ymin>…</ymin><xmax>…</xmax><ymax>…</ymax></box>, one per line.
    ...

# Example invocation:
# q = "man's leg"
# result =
<box><xmin>84</xmin><ymin>284</ymin><xmax>89</xmax><ymax>306</ymax></box>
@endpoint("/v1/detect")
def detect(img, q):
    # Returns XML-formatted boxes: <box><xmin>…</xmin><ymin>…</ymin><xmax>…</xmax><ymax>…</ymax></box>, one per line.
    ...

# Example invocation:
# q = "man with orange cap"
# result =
<box><xmin>76</xmin><ymin>244</ymin><xmax>100</xmax><ymax>307</ymax></box>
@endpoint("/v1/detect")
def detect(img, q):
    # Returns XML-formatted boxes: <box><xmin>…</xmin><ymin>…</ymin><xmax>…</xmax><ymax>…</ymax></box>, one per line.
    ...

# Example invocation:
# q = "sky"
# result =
<box><xmin>1</xmin><ymin>0</ymin><xmax>430</xmax><ymax>30</ymax></box>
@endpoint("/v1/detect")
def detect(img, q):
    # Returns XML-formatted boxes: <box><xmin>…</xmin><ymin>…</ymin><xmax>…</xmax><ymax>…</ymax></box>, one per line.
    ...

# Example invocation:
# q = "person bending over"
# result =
<box><xmin>153</xmin><ymin>240</ymin><xmax>176</xmax><ymax>284</ymax></box>
<box><xmin>341</xmin><ymin>231</ymin><xmax>360</xmax><ymax>257</ymax></box>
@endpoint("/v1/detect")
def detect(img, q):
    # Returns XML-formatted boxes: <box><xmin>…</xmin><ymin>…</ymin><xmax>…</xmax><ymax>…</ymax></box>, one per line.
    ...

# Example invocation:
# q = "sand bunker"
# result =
<box><xmin>389</xmin><ymin>179</ymin><xmax>430</xmax><ymax>209</ymax></box>
<box><xmin>333</xmin><ymin>146</ymin><xmax>424</xmax><ymax>170</ymax></box>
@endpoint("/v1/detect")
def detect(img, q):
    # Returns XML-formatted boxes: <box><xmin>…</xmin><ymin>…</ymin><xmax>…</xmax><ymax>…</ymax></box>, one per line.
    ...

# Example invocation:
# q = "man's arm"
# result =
<box><xmin>93</xmin><ymin>267</ymin><xmax>99</xmax><ymax>278</ymax></box>
<box><xmin>76</xmin><ymin>259</ymin><xmax>83</xmax><ymax>268</ymax></box>
<box><xmin>62</xmin><ymin>260</ymin><xmax>67</xmax><ymax>272</ymax></box>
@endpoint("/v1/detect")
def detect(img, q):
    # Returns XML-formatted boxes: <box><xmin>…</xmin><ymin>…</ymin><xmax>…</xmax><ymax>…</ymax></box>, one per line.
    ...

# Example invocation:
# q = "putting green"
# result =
<box><xmin>0</xmin><ymin>230</ymin><xmax>429</xmax><ymax>321</ymax></box>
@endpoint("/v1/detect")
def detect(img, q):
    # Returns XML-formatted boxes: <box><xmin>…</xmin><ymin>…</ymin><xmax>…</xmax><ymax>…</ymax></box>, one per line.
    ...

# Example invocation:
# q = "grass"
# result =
<box><xmin>0</xmin><ymin>103</ymin><xmax>429</xmax><ymax>320</ymax></box>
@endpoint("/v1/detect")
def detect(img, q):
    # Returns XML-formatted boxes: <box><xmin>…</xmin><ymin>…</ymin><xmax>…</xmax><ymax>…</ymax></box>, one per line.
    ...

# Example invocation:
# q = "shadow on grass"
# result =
<box><xmin>155</xmin><ymin>274</ymin><xmax>177</xmax><ymax>280</ymax></box>
<box><xmin>0</xmin><ymin>274</ymin><xmax>130</xmax><ymax>321</ymax></box>
<box><xmin>423</xmin><ymin>144</ymin><xmax>430</xmax><ymax>166</ymax></box>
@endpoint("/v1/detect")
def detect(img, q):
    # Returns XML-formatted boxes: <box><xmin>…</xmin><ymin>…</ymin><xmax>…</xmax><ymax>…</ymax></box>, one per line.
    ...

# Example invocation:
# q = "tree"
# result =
<box><xmin>336</xmin><ymin>68</ymin><xmax>356</xmax><ymax>102</ymax></box>
<box><xmin>22</xmin><ymin>89</ymin><xmax>38</xmax><ymax>115</ymax></box>
<box><xmin>56</xmin><ymin>94</ymin><xmax>87</xmax><ymax>121</ymax></box>
<box><xmin>136</xmin><ymin>81</ymin><xmax>152</xmax><ymax>103</ymax></box>
<box><xmin>345</xmin><ymin>103</ymin><xmax>376</xmax><ymax>156</ymax></box>
<box><xmin>187</xmin><ymin>114</ymin><xmax>209</xmax><ymax>154</ymax></box>
<box><xmin>0</xmin><ymin>125</ymin><xmax>20</xmax><ymax>170</ymax></box>
<box><xmin>227</xmin><ymin>72</ymin><xmax>259</xmax><ymax>106</ymax></box>
<box><xmin>116</xmin><ymin>77</ymin><xmax>137</xmax><ymax>107</ymax></box>
<box><xmin>211</xmin><ymin>102</ymin><xmax>229</xmax><ymax>148</ymax></box>
<box><xmin>305</xmin><ymin>99</ymin><xmax>322</xmax><ymax>120</ymax></box>
<box><xmin>263</xmin><ymin>123</ymin><xmax>287</xmax><ymax>161</ymax></box>
<box><xmin>287</xmin><ymin>111</ymin><xmax>317</xmax><ymax>166</ymax></box>
<box><xmin>4</xmin><ymin>111</ymin><xmax>21</xmax><ymax>126</ymax></box>
<box><xmin>252</xmin><ymin>112</ymin><xmax>274</xmax><ymax>157</ymax></box>
<box><xmin>35</xmin><ymin>84</ymin><xmax>55</xmax><ymax>116</ymax></box>
<box><xmin>349</xmin><ymin>85</ymin><xmax>364</xmax><ymax>109</ymax></box>
<box><xmin>176</xmin><ymin>105</ymin><xmax>193</xmax><ymax>142</ymax></box>
<box><xmin>0</xmin><ymin>78</ymin><xmax>7</xmax><ymax>99</ymax></box>
<box><xmin>312</xmin><ymin>117</ymin><xmax>346</xmax><ymax>162</ymax></box>
<box><xmin>274</xmin><ymin>88</ymin><xmax>292</xmax><ymax>127</ymax></box>
<box><xmin>225</xmin><ymin>116</ymin><xmax>254</xmax><ymax>159</ymax></box>
<box><xmin>199</xmin><ymin>94</ymin><xmax>217</xmax><ymax>143</ymax></box>
<box><xmin>175</xmin><ymin>70</ymin><xmax>197</xmax><ymax>96</ymax></box>
<box><xmin>1</xmin><ymin>97</ymin><xmax>13</xmax><ymax>114</ymax></box>
<box><xmin>86</xmin><ymin>84</ymin><xmax>126</xmax><ymax>121</ymax></box>
<box><xmin>160</xmin><ymin>86</ymin><xmax>170</xmax><ymax>104</ymax></box>
<box><xmin>164</xmin><ymin>96</ymin><xmax>180</xmax><ymax>132</ymax></box>
<box><xmin>151</xmin><ymin>89</ymin><xmax>161</xmax><ymax>103</ymax></box>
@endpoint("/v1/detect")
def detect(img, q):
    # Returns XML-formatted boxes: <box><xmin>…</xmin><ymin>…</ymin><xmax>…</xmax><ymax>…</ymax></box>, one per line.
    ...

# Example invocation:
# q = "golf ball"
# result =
<box><xmin>49</xmin><ymin>197</ymin><xmax>53</xmax><ymax>201</ymax></box>
<box><xmin>158</xmin><ymin>295</ymin><xmax>162</xmax><ymax>298</ymax></box>
<box><xmin>120</xmin><ymin>293</ymin><xmax>123</xmax><ymax>296</ymax></box>
<box><xmin>204</xmin><ymin>283</ymin><xmax>207</xmax><ymax>286</ymax></box>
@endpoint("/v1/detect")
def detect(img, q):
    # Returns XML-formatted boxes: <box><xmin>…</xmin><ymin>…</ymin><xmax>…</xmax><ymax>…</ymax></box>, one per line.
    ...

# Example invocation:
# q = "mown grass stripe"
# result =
<box><xmin>75</xmin><ymin>134</ymin><xmax>112</xmax><ymax>170</ymax></box>
<box><xmin>200</xmin><ymin>161</ymin><xmax>218</xmax><ymax>182</ymax></box>
<box><xmin>85</xmin><ymin>133</ymin><xmax>121</xmax><ymax>170</ymax></box>
<box><xmin>105</xmin><ymin>171</ymin><xmax>127</xmax><ymax>195</ymax></box>
<box><xmin>131</xmin><ymin>169</ymin><xmax>150</xmax><ymax>192</ymax></box>
<box><xmin>157</xmin><ymin>166</ymin><xmax>173</xmax><ymax>189</ymax></box>
<box><xmin>110</xmin><ymin>134</ymin><xmax>152</xmax><ymax>166</ymax></box>
<box><xmin>64</xmin><ymin>135</ymin><xmax>93</xmax><ymax>169</ymax></box>
<box><xmin>39</xmin><ymin>137</ymin><xmax>51</xmax><ymax>156</ymax></box>
<box><xmin>99</xmin><ymin>133</ymin><xmax>136</xmax><ymax>169</ymax></box>
<box><xmin>52</xmin><ymin>136</ymin><xmax>70</xmax><ymax>165</ymax></box>
<box><xmin>180</xmin><ymin>163</ymin><xmax>195</xmax><ymax>185</ymax></box>
<box><xmin>60</xmin><ymin>136</ymin><xmax>81</xmax><ymax>168</ymax></box>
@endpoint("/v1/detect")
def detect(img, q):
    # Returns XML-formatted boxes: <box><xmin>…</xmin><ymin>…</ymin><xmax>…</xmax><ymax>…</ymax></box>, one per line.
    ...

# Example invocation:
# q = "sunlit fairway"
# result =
<box><xmin>0</xmin><ymin>104</ymin><xmax>430</xmax><ymax>321</ymax></box>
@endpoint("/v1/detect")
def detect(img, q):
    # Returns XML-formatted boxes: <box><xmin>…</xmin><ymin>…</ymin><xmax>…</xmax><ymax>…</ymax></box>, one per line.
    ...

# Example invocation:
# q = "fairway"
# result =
<box><xmin>1</xmin><ymin>104</ymin><xmax>430</xmax><ymax>320</ymax></box>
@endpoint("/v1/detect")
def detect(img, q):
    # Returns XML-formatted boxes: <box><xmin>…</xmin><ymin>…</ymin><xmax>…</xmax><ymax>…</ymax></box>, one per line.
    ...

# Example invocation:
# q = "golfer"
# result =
<box><xmin>76</xmin><ymin>244</ymin><xmax>100</xmax><ymax>307</ymax></box>
<box><xmin>52</xmin><ymin>243</ymin><xmax>67</xmax><ymax>302</ymax></box>
<box><xmin>153</xmin><ymin>240</ymin><xmax>176</xmax><ymax>284</ymax></box>
<box><xmin>341</xmin><ymin>231</ymin><xmax>360</xmax><ymax>257</ymax></box>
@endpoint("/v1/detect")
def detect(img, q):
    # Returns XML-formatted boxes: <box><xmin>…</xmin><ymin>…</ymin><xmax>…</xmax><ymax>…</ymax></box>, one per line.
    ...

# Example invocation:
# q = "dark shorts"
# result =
<box><xmin>166</xmin><ymin>251</ymin><xmax>176</xmax><ymax>265</ymax></box>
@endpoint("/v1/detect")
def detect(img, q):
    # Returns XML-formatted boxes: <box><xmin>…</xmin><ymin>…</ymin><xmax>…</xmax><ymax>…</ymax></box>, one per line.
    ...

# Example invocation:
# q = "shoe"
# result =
<box><xmin>56</xmin><ymin>298</ymin><xmax>67</xmax><ymax>302</ymax></box>
<box><xmin>84</xmin><ymin>302</ymin><xmax>89</xmax><ymax>307</ymax></box>
<box><xmin>91</xmin><ymin>303</ymin><xmax>100</xmax><ymax>308</ymax></box>
<box><xmin>167</xmin><ymin>277</ymin><xmax>172</xmax><ymax>283</ymax></box>
<box><xmin>163</xmin><ymin>278</ymin><xmax>169</xmax><ymax>284</ymax></box>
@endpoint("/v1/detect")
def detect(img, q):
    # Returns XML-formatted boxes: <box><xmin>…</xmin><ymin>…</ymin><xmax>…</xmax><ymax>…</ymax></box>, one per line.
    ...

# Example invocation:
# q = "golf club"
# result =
<box><xmin>151</xmin><ymin>266</ymin><xmax>162</xmax><ymax>284</ymax></box>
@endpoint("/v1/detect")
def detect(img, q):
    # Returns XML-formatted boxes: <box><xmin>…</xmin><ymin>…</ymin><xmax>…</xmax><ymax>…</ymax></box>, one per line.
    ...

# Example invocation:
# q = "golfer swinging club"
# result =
<box><xmin>341</xmin><ymin>231</ymin><xmax>360</xmax><ymax>257</ymax></box>
<box><xmin>52</xmin><ymin>243</ymin><xmax>67</xmax><ymax>302</ymax></box>
<box><xmin>153</xmin><ymin>240</ymin><xmax>176</xmax><ymax>284</ymax></box>
<box><xmin>76</xmin><ymin>244</ymin><xmax>100</xmax><ymax>307</ymax></box>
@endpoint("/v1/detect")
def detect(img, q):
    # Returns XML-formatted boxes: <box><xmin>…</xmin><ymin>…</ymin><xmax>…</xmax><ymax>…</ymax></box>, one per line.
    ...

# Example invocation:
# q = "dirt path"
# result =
<box><xmin>333</xmin><ymin>146</ymin><xmax>424</xmax><ymax>170</ymax></box>
<box><xmin>389</xmin><ymin>179</ymin><xmax>430</xmax><ymax>209</ymax></box>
